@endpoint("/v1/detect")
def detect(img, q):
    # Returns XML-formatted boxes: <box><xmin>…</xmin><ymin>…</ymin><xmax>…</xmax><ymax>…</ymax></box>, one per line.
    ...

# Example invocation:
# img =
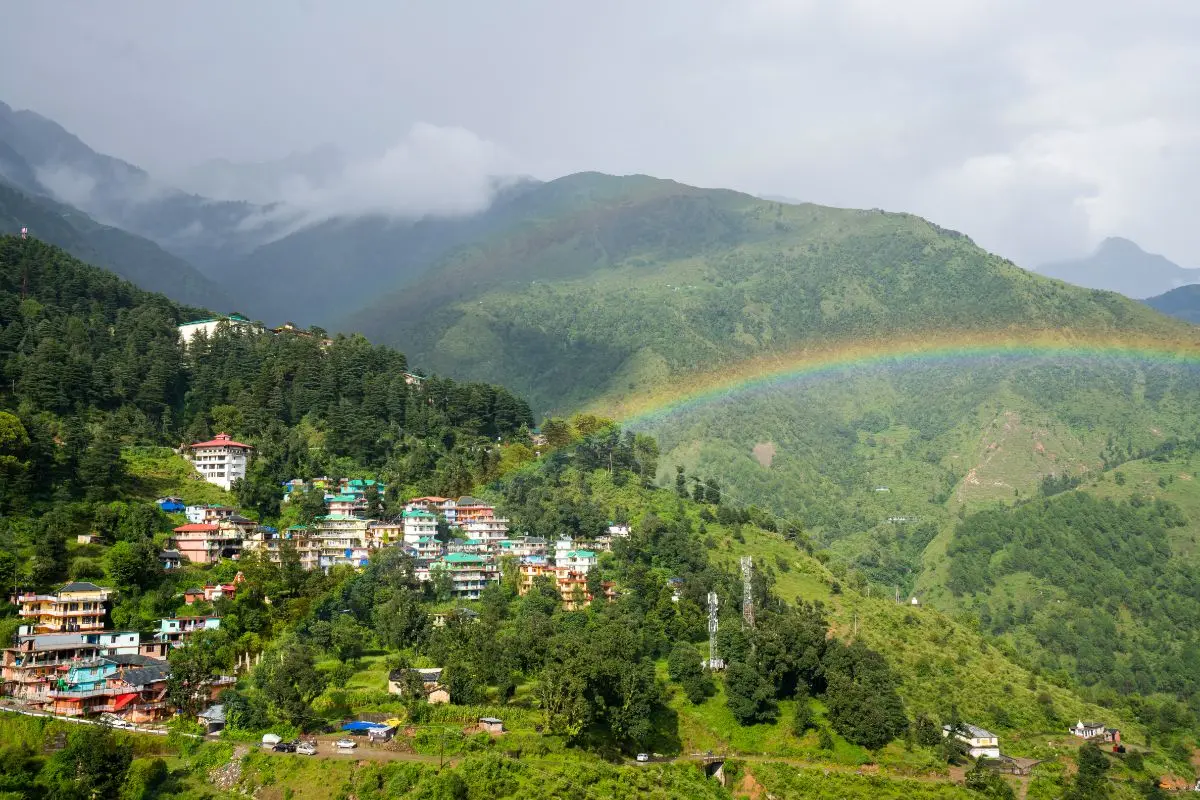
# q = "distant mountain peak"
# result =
<box><xmin>1039</xmin><ymin>237</ymin><xmax>1196</xmax><ymax>299</ymax></box>
<box><xmin>1096</xmin><ymin>236</ymin><xmax>1145</xmax><ymax>255</ymax></box>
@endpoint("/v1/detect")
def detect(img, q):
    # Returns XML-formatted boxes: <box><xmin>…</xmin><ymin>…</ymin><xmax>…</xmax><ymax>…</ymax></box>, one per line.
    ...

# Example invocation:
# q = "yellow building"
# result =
<box><xmin>15</xmin><ymin>582</ymin><xmax>112</xmax><ymax>634</ymax></box>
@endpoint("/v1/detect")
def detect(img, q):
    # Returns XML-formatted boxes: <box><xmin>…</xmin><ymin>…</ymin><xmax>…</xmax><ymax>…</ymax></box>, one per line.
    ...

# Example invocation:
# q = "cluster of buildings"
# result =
<box><xmin>3</xmin><ymin>583</ymin><xmax>232</xmax><ymax>723</ymax></box>
<box><xmin>160</xmin><ymin>484</ymin><xmax>628</xmax><ymax>608</ymax></box>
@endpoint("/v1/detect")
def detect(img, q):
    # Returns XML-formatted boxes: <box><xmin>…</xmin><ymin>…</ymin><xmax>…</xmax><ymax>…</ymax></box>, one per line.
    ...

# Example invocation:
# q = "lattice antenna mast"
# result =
<box><xmin>741</xmin><ymin>556</ymin><xmax>755</xmax><ymax>628</ymax></box>
<box><xmin>706</xmin><ymin>591</ymin><xmax>724</xmax><ymax>670</ymax></box>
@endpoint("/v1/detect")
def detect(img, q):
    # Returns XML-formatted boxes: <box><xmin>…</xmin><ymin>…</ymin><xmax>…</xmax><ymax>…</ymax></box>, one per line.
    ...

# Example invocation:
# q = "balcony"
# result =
<box><xmin>48</xmin><ymin>687</ymin><xmax>113</xmax><ymax>699</ymax></box>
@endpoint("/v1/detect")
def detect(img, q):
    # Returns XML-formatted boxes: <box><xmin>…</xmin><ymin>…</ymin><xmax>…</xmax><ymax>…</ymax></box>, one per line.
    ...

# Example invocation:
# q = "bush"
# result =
<box><xmin>119</xmin><ymin>758</ymin><xmax>168</xmax><ymax>800</ymax></box>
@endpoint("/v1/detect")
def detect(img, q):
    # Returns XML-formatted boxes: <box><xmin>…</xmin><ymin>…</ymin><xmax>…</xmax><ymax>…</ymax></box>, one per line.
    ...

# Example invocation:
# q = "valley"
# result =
<box><xmin>1</xmin><ymin>108</ymin><xmax>1200</xmax><ymax>799</ymax></box>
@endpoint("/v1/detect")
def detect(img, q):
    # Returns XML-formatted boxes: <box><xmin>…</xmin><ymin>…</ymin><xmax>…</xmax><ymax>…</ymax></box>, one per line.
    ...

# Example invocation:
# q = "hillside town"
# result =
<box><xmin>0</xmin><ymin>431</ymin><xmax>629</xmax><ymax>726</ymax></box>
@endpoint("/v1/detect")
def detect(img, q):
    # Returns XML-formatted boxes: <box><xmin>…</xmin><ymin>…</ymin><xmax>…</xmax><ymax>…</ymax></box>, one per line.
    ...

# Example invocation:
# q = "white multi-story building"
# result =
<box><xmin>188</xmin><ymin>434</ymin><xmax>252</xmax><ymax>490</ymax></box>
<box><xmin>177</xmin><ymin>314</ymin><xmax>258</xmax><ymax>347</ymax></box>
<box><xmin>314</xmin><ymin>515</ymin><xmax>371</xmax><ymax>570</ymax></box>
<box><xmin>402</xmin><ymin>509</ymin><xmax>438</xmax><ymax>543</ymax></box>
<box><xmin>463</xmin><ymin>518</ymin><xmax>509</xmax><ymax>548</ymax></box>
<box><xmin>185</xmin><ymin>504</ymin><xmax>238</xmax><ymax>525</ymax></box>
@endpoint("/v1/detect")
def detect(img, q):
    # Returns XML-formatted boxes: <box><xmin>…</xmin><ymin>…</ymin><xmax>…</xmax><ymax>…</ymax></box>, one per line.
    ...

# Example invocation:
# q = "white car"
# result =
<box><xmin>335</xmin><ymin>738</ymin><xmax>357</xmax><ymax>750</ymax></box>
<box><xmin>636</xmin><ymin>753</ymin><xmax>650</xmax><ymax>763</ymax></box>
<box><xmin>296</xmin><ymin>741</ymin><xmax>318</xmax><ymax>756</ymax></box>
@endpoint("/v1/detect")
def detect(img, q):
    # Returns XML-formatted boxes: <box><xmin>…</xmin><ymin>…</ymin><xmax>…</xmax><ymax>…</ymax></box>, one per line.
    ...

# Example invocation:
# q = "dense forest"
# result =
<box><xmin>0</xmin><ymin>235</ymin><xmax>532</xmax><ymax>515</ymax></box>
<box><xmin>948</xmin><ymin>490</ymin><xmax>1200</xmax><ymax>704</ymax></box>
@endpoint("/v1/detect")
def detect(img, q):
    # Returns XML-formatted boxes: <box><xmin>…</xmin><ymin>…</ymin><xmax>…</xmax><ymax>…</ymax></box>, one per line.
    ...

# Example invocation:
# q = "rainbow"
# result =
<box><xmin>600</xmin><ymin>330</ymin><xmax>1200</xmax><ymax>425</ymax></box>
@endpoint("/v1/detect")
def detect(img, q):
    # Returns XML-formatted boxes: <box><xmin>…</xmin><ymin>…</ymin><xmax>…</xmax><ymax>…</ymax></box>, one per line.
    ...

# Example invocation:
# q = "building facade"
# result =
<box><xmin>14</xmin><ymin>583</ymin><xmax>112</xmax><ymax>634</ymax></box>
<box><xmin>187</xmin><ymin>434</ymin><xmax>252</xmax><ymax>490</ymax></box>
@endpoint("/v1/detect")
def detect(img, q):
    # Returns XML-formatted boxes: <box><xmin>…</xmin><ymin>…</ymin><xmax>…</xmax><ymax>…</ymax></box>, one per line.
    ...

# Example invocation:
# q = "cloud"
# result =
<box><xmin>2</xmin><ymin>0</ymin><xmax>1200</xmax><ymax>265</ymax></box>
<box><xmin>224</xmin><ymin>123</ymin><xmax>516</xmax><ymax>236</ymax></box>
<box><xmin>282</xmin><ymin>123</ymin><xmax>513</xmax><ymax>219</ymax></box>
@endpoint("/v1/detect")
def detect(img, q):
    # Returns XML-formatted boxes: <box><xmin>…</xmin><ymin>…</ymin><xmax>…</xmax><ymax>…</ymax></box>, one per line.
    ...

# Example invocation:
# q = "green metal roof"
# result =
<box><xmin>402</xmin><ymin>509</ymin><xmax>436</xmax><ymax>519</ymax></box>
<box><xmin>441</xmin><ymin>553</ymin><xmax>484</xmax><ymax>564</ymax></box>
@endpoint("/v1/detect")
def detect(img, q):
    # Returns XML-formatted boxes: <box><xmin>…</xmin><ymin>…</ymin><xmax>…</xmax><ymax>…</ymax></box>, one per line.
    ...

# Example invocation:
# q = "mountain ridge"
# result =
<box><xmin>1146</xmin><ymin>283</ymin><xmax>1200</xmax><ymax>324</ymax></box>
<box><xmin>1038</xmin><ymin>236</ymin><xmax>1200</xmax><ymax>299</ymax></box>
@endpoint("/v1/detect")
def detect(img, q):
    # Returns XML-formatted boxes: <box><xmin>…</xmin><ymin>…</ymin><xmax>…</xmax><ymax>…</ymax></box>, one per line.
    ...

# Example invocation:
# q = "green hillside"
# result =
<box><xmin>919</xmin><ymin>440</ymin><xmax>1200</xmax><ymax>707</ymax></box>
<box><xmin>346</xmin><ymin>172</ymin><xmax>1187</xmax><ymax>413</ymax></box>
<box><xmin>2</xmin><ymin>235</ymin><xmax>1196</xmax><ymax>798</ymax></box>
<box><xmin>342</xmin><ymin>170</ymin><xmax>1200</xmax><ymax>587</ymax></box>
<box><xmin>0</xmin><ymin>180</ymin><xmax>231</xmax><ymax>308</ymax></box>
<box><xmin>1146</xmin><ymin>284</ymin><xmax>1200</xmax><ymax>324</ymax></box>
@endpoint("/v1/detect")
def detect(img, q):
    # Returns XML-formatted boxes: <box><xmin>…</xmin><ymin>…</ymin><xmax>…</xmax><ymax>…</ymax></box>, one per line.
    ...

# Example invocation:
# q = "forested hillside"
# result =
<box><xmin>1147</xmin><ymin>284</ymin><xmax>1200</xmax><ymax>324</ymax></box>
<box><xmin>1</xmin><ymin>234</ymin><xmax>1196</xmax><ymax>798</ymax></box>
<box><xmin>0</xmin><ymin>181</ymin><xmax>231</xmax><ymax>308</ymax></box>
<box><xmin>345</xmin><ymin>172</ymin><xmax>1187</xmax><ymax>413</ymax></box>
<box><xmin>0</xmin><ymin>233</ymin><xmax>531</xmax><ymax>534</ymax></box>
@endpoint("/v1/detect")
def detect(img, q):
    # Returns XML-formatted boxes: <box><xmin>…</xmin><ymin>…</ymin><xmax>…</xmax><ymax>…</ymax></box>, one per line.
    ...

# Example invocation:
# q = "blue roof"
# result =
<box><xmin>341</xmin><ymin>721</ymin><xmax>387</xmax><ymax>731</ymax></box>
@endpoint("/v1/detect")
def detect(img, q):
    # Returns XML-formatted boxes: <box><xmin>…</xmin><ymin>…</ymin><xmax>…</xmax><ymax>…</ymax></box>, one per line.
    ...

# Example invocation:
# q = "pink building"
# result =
<box><xmin>170</xmin><ymin>523</ymin><xmax>243</xmax><ymax>565</ymax></box>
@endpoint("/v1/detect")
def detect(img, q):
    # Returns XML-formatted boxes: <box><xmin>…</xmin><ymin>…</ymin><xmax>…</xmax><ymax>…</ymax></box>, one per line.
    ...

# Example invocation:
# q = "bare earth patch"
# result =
<box><xmin>752</xmin><ymin>442</ymin><xmax>776</xmax><ymax>468</ymax></box>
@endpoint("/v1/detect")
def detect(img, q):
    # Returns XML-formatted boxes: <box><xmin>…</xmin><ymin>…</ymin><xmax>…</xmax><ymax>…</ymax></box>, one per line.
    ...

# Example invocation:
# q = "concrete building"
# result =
<box><xmin>402</xmin><ymin>509</ymin><xmax>439</xmax><ymax>542</ymax></box>
<box><xmin>14</xmin><ymin>583</ymin><xmax>112</xmax><ymax>634</ymax></box>
<box><xmin>943</xmin><ymin>723</ymin><xmax>1001</xmax><ymax>759</ymax></box>
<box><xmin>177</xmin><ymin>314</ymin><xmax>257</xmax><ymax>346</ymax></box>
<box><xmin>432</xmin><ymin>553</ymin><xmax>495</xmax><ymax>599</ymax></box>
<box><xmin>463</xmin><ymin>517</ymin><xmax>509</xmax><ymax>548</ymax></box>
<box><xmin>314</xmin><ymin>515</ymin><xmax>371</xmax><ymax>570</ymax></box>
<box><xmin>185</xmin><ymin>504</ymin><xmax>238</xmax><ymax>525</ymax></box>
<box><xmin>2</xmin><ymin>632</ymin><xmax>140</xmax><ymax>702</ymax></box>
<box><xmin>187</xmin><ymin>433</ymin><xmax>252</xmax><ymax>490</ymax></box>
<box><xmin>242</xmin><ymin>525</ymin><xmax>319</xmax><ymax>571</ymax></box>
<box><xmin>169</xmin><ymin>523</ymin><xmax>243</xmax><ymax>565</ymax></box>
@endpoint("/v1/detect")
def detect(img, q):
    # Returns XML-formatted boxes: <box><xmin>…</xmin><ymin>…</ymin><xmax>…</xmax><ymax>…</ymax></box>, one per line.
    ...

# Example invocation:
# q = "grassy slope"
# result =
<box><xmin>529</xmin><ymin>473</ymin><xmax>1153</xmax><ymax>758</ymax></box>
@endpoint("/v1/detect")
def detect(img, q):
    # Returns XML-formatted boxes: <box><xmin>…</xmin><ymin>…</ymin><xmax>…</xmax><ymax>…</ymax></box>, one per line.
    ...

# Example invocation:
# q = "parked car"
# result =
<box><xmin>273</xmin><ymin>741</ymin><xmax>297</xmax><ymax>753</ymax></box>
<box><xmin>636</xmin><ymin>753</ymin><xmax>650</xmax><ymax>763</ymax></box>
<box><xmin>335</xmin><ymin>738</ymin><xmax>357</xmax><ymax>750</ymax></box>
<box><xmin>296</xmin><ymin>741</ymin><xmax>318</xmax><ymax>756</ymax></box>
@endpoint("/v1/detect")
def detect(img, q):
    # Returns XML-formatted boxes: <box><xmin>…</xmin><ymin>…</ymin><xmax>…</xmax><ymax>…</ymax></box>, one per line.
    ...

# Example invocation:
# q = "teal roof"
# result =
<box><xmin>442</xmin><ymin>553</ymin><xmax>484</xmax><ymax>564</ymax></box>
<box><xmin>568</xmin><ymin>550</ymin><xmax>597</xmax><ymax>559</ymax></box>
<box><xmin>403</xmin><ymin>509</ymin><xmax>436</xmax><ymax>519</ymax></box>
<box><xmin>328</xmin><ymin>495</ymin><xmax>358</xmax><ymax>503</ymax></box>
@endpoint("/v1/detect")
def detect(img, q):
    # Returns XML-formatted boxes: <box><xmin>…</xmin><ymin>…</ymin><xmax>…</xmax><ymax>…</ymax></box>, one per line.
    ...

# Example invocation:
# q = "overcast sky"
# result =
<box><xmin>2</xmin><ymin>0</ymin><xmax>1199</xmax><ymax>267</ymax></box>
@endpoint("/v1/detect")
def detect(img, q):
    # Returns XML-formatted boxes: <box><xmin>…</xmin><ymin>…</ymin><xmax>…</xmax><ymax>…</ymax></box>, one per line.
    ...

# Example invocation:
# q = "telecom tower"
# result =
<box><xmin>705</xmin><ymin>591</ymin><xmax>724</xmax><ymax>670</ymax></box>
<box><xmin>741</xmin><ymin>556</ymin><xmax>755</xmax><ymax>628</ymax></box>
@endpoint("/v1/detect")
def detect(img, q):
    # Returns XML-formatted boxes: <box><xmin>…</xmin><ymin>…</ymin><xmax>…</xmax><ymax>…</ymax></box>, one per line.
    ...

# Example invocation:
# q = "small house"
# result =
<box><xmin>943</xmin><ymin>723</ymin><xmax>1000</xmax><ymax>759</ymax></box>
<box><xmin>387</xmin><ymin>667</ymin><xmax>448</xmax><ymax>704</ymax></box>
<box><xmin>76</xmin><ymin>534</ymin><xmax>93</xmax><ymax>545</ymax></box>
<box><xmin>368</xmin><ymin>725</ymin><xmax>396</xmax><ymax>743</ymax></box>
<box><xmin>1069</xmin><ymin>720</ymin><xmax>1107</xmax><ymax>740</ymax></box>
<box><xmin>479</xmin><ymin>717</ymin><xmax>504</xmax><ymax>734</ymax></box>
<box><xmin>198</xmin><ymin>704</ymin><xmax>226</xmax><ymax>734</ymax></box>
<box><xmin>160</xmin><ymin>550</ymin><xmax>182</xmax><ymax>570</ymax></box>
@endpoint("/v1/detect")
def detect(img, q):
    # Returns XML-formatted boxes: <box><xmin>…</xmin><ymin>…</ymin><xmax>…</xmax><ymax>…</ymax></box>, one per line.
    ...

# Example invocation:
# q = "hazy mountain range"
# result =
<box><xmin>1037</xmin><ymin>236</ymin><xmax>1200</xmax><ymax>299</ymax></box>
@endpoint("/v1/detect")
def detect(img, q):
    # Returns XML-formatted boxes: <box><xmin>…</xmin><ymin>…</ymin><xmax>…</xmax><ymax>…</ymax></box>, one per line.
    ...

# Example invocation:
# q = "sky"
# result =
<box><xmin>2</xmin><ymin>0</ymin><xmax>1199</xmax><ymax>267</ymax></box>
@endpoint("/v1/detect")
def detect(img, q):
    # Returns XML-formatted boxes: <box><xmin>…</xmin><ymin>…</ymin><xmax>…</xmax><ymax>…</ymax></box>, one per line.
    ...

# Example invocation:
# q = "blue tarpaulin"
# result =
<box><xmin>341</xmin><ymin>721</ymin><xmax>386</xmax><ymax>731</ymax></box>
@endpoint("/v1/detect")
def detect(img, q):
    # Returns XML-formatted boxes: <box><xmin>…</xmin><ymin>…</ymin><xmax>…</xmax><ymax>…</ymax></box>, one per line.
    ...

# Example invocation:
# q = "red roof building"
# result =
<box><xmin>188</xmin><ymin>433</ymin><xmax>252</xmax><ymax>490</ymax></box>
